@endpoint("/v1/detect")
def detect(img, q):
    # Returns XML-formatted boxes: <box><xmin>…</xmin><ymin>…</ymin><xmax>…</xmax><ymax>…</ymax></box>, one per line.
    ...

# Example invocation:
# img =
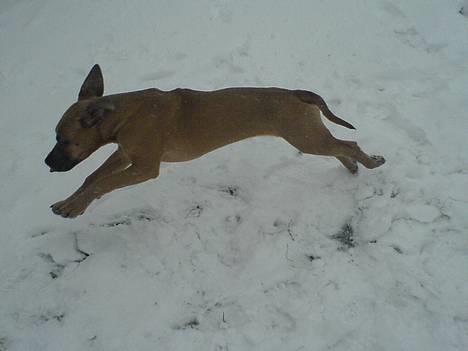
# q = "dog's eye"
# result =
<box><xmin>56</xmin><ymin>136</ymin><xmax>70</xmax><ymax>145</ymax></box>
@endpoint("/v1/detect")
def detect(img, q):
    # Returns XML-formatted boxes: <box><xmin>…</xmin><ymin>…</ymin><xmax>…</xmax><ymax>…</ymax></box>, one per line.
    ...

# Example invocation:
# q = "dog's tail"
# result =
<box><xmin>294</xmin><ymin>90</ymin><xmax>356</xmax><ymax>130</ymax></box>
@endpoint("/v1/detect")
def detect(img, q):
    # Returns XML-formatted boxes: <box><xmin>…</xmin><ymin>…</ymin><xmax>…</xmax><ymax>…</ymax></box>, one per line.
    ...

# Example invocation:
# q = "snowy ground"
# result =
<box><xmin>1</xmin><ymin>0</ymin><xmax>468</xmax><ymax>350</ymax></box>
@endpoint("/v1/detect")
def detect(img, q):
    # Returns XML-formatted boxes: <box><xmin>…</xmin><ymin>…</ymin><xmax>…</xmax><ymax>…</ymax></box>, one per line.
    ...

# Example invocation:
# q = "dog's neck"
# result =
<box><xmin>97</xmin><ymin>109</ymin><xmax>129</xmax><ymax>144</ymax></box>
<box><xmin>95</xmin><ymin>90</ymin><xmax>159</xmax><ymax>145</ymax></box>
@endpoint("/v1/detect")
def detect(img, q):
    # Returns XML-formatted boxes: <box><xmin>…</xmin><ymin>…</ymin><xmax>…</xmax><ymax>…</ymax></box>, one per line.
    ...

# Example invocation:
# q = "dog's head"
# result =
<box><xmin>45</xmin><ymin>65</ymin><xmax>115</xmax><ymax>172</ymax></box>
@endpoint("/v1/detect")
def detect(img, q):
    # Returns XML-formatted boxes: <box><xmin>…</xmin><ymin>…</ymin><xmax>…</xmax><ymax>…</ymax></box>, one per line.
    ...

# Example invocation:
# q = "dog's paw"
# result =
<box><xmin>51</xmin><ymin>195</ymin><xmax>90</xmax><ymax>218</ymax></box>
<box><xmin>369</xmin><ymin>155</ymin><xmax>386</xmax><ymax>168</ymax></box>
<box><xmin>338</xmin><ymin>157</ymin><xmax>358</xmax><ymax>174</ymax></box>
<box><xmin>346</xmin><ymin>159</ymin><xmax>359</xmax><ymax>174</ymax></box>
<box><xmin>348</xmin><ymin>163</ymin><xmax>359</xmax><ymax>174</ymax></box>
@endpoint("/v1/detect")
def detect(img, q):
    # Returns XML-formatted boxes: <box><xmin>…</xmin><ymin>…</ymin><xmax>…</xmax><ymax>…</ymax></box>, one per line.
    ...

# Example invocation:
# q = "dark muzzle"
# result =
<box><xmin>45</xmin><ymin>144</ymin><xmax>80</xmax><ymax>172</ymax></box>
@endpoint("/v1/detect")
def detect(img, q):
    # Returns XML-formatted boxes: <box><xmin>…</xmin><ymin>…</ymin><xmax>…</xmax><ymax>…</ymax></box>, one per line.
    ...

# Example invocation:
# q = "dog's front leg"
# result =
<box><xmin>79</xmin><ymin>147</ymin><xmax>131</xmax><ymax>192</ymax></box>
<box><xmin>51</xmin><ymin>160</ymin><xmax>160</xmax><ymax>218</ymax></box>
<box><xmin>51</xmin><ymin>148</ymin><xmax>130</xmax><ymax>215</ymax></box>
<box><xmin>51</xmin><ymin>147</ymin><xmax>159</xmax><ymax>218</ymax></box>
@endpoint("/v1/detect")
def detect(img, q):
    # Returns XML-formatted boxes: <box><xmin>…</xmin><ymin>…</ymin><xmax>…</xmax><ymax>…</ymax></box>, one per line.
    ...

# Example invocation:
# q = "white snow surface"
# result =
<box><xmin>1</xmin><ymin>0</ymin><xmax>468</xmax><ymax>350</ymax></box>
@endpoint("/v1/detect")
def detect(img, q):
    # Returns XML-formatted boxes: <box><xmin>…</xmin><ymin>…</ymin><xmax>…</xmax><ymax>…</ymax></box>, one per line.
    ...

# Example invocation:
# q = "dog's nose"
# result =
<box><xmin>45</xmin><ymin>147</ymin><xmax>59</xmax><ymax>168</ymax></box>
<box><xmin>45</xmin><ymin>154</ymin><xmax>57</xmax><ymax>172</ymax></box>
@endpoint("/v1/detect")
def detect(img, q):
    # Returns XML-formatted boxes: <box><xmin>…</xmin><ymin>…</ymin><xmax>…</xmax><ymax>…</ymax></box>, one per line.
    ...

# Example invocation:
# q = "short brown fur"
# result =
<box><xmin>45</xmin><ymin>65</ymin><xmax>385</xmax><ymax>218</ymax></box>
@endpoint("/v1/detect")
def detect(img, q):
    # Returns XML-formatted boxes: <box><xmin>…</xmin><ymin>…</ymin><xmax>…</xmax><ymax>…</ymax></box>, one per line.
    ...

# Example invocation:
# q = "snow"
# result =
<box><xmin>1</xmin><ymin>0</ymin><xmax>467</xmax><ymax>350</ymax></box>
<box><xmin>461</xmin><ymin>0</ymin><xmax>468</xmax><ymax>16</ymax></box>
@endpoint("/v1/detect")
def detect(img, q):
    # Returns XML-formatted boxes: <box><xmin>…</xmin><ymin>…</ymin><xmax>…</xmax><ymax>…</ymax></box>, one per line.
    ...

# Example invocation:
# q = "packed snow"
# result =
<box><xmin>1</xmin><ymin>0</ymin><xmax>467</xmax><ymax>350</ymax></box>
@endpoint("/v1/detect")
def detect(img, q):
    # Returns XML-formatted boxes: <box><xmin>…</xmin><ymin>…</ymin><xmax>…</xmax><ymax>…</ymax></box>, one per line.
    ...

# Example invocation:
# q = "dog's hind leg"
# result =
<box><xmin>336</xmin><ymin>156</ymin><xmax>358</xmax><ymax>174</ymax></box>
<box><xmin>286</xmin><ymin>131</ymin><xmax>385</xmax><ymax>170</ymax></box>
<box><xmin>286</xmin><ymin>132</ymin><xmax>385</xmax><ymax>171</ymax></box>
<box><xmin>281</xmin><ymin>111</ymin><xmax>385</xmax><ymax>172</ymax></box>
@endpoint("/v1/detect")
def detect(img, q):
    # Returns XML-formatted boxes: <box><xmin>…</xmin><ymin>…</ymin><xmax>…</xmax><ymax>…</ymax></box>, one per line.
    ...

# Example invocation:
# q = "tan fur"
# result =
<box><xmin>46</xmin><ymin>65</ymin><xmax>385</xmax><ymax>218</ymax></box>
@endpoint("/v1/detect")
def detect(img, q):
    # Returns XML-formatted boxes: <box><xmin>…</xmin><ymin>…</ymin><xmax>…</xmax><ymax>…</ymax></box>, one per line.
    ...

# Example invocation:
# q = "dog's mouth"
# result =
<box><xmin>48</xmin><ymin>163</ymin><xmax>79</xmax><ymax>172</ymax></box>
<box><xmin>45</xmin><ymin>144</ymin><xmax>82</xmax><ymax>172</ymax></box>
<box><xmin>47</xmin><ymin>159</ymin><xmax>81</xmax><ymax>172</ymax></box>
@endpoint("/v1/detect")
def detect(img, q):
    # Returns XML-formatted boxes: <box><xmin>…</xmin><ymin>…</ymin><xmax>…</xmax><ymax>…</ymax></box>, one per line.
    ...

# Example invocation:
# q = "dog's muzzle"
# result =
<box><xmin>45</xmin><ymin>144</ymin><xmax>81</xmax><ymax>172</ymax></box>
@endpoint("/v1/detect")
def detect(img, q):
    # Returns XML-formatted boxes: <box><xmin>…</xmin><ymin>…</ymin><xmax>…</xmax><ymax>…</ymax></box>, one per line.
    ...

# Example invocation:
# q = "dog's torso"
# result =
<box><xmin>108</xmin><ymin>87</ymin><xmax>313</xmax><ymax>162</ymax></box>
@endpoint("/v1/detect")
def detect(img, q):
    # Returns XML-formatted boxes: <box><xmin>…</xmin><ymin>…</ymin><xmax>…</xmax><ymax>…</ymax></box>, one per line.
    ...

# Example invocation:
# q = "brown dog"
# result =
<box><xmin>45</xmin><ymin>65</ymin><xmax>385</xmax><ymax>218</ymax></box>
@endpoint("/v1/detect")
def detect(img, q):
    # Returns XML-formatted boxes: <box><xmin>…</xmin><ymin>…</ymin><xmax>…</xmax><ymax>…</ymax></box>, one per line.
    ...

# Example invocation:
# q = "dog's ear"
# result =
<box><xmin>78</xmin><ymin>64</ymin><xmax>104</xmax><ymax>101</ymax></box>
<box><xmin>80</xmin><ymin>98</ymin><xmax>115</xmax><ymax>128</ymax></box>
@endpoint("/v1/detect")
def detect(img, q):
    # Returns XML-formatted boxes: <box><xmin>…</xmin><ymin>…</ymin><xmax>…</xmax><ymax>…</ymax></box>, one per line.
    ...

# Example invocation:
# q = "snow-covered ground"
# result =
<box><xmin>1</xmin><ymin>0</ymin><xmax>467</xmax><ymax>350</ymax></box>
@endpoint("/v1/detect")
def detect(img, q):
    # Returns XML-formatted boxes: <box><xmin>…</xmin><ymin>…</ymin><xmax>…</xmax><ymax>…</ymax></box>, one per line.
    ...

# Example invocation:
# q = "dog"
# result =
<box><xmin>45</xmin><ymin>64</ymin><xmax>385</xmax><ymax>218</ymax></box>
